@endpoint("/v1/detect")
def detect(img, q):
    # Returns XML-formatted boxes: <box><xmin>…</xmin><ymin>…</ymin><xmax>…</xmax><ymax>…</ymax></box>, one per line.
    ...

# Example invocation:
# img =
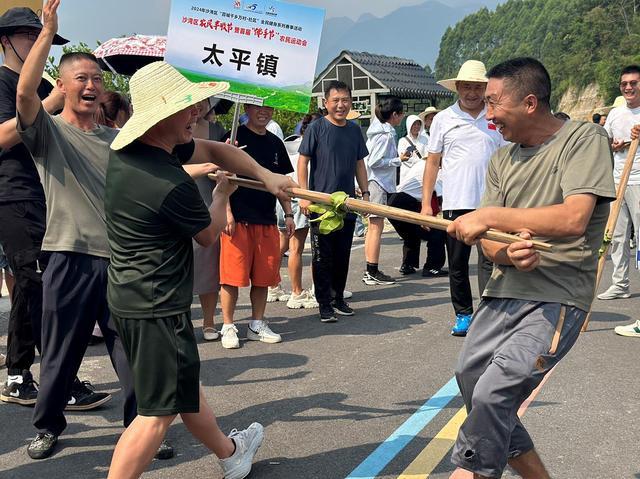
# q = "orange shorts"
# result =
<box><xmin>219</xmin><ymin>223</ymin><xmax>281</xmax><ymax>288</ymax></box>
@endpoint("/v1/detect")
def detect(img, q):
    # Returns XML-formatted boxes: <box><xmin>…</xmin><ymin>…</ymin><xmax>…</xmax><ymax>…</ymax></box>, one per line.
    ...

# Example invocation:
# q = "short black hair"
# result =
<box><xmin>486</xmin><ymin>57</ymin><xmax>551</xmax><ymax>108</ymax></box>
<box><xmin>621</xmin><ymin>65</ymin><xmax>640</xmax><ymax>77</ymax></box>
<box><xmin>324</xmin><ymin>80</ymin><xmax>351</xmax><ymax>98</ymax></box>
<box><xmin>59</xmin><ymin>52</ymin><xmax>100</xmax><ymax>71</ymax></box>
<box><xmin>375</xmin><ymin>95</ymin><xmax>403</xmax><ymax>123</ymax></box>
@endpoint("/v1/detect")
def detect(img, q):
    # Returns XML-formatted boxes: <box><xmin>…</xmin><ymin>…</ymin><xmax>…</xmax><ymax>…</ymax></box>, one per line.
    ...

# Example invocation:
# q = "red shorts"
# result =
<box><xmin>219</xmin><ymin>223</ymin><xmax>281</xmax><ymax>287</ymax></box>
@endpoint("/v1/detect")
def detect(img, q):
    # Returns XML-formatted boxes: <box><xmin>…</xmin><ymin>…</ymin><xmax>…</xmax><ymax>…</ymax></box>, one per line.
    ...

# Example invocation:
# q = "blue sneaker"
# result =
<box><xmin>451</xmin><ymin>314</ymin><xmax>472</xmax><ymax>336</ymax></box>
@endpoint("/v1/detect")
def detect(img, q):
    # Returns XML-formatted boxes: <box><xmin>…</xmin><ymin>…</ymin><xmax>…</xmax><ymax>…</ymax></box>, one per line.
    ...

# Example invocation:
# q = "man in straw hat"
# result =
<box><xmin>0</xmin><ymin>5</ymin><xmax>112</xmax><ymax>415</ymax></box>
<box><xmin>447</xmin><ymin>57</ymin><xmax>614</xmax><ymax>479</ymax></box>
<box><xmin>421</xmin><ymin>59</ymin><xmax>506</xmax><ymax>336</ymax></box>
<box><xmin>105</xmin><ymin>59</ymin><xmax>294</xmax><ymax>477</ymax></box>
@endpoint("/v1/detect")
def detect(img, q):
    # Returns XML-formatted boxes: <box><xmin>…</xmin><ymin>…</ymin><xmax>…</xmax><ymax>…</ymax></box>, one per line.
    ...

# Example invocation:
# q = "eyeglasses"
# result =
<box><xmin>620</xmin><ymin>81</ymin><xmax>639</xmax><ymax>88</ymax></box>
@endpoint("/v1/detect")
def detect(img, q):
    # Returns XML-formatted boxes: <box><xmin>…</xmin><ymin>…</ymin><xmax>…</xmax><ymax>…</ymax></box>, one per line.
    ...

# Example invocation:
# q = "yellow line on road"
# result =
<box><xmin>397</xmin><ymin>407</ymin><xmax>467</xmax><ymax>479</ymax></box>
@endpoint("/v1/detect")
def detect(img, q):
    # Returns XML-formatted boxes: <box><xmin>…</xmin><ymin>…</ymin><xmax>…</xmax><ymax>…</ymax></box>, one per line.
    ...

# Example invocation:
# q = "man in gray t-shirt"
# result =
<box><xmin>446</xmin><ymin>58</ymin><xmax>615</xmax><ymax>479</ymax></box>
<box><xmin>15</xmin><ymin>3</ymin><xmax>137</xmax><ymax>460</ymax></box>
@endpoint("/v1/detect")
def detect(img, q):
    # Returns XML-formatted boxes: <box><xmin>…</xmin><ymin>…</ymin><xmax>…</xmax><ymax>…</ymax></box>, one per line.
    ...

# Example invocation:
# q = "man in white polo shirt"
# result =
<box><xmin>421</xmin><ymin>60</ymin><xmax>506</xmax><ymax>336</ymax></box>
<box><xmin>597</xmin><ymin>65</ymin><xmax>640</xmax><ymax>311</ymax></box>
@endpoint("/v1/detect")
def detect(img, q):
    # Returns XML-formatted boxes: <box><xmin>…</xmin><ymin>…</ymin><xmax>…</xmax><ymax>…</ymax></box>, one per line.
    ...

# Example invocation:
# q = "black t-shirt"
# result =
<box><xmin>0</xmin><ymin>66</ymin><xmax>52</xmax><ymax>203</ymax></box>
<box><xmin>223</xmin><ymin>125</ymin><xmax>293</xmax><ymax>225</ymax></box>
<box><xmin>299</xmin><ymin>117</ymin><xmax>368</xmax><ymax>196</ymax></box>
<box><xmin>105</xmin><ymin>139</ymin><xmax>210</xmax><ymax>319</ymax></box>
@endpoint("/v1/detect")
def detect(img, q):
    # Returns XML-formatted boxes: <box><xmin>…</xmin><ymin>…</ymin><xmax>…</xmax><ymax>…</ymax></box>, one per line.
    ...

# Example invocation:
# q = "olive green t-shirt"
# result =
<box><xmin>481</xmin><ymin>120</ymin><xmax>616</xmax><ymax>312</ymax></box>
<box><xmin>105</xmin><ymin>140</ymin><xmax>211</xmax><ymax>319</ymax></box>
<box><xmin>17</xmin><ymin>105</ymin><xmax>117</xmax><ymax>258</ymax></box>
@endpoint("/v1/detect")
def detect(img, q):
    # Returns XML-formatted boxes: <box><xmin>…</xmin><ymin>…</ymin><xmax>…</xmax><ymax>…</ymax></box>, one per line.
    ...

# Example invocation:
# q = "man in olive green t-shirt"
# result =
<box><xmin>446</xmin><ymin>58</ymin><xmax>615</xmax><ymax>479</ymax></box>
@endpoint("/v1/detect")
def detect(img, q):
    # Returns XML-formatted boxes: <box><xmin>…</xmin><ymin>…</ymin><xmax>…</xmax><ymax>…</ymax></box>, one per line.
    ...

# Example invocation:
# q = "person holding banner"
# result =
<box><xmin>447</xmin><ymin>57</ymin><xmax>615</xmax><ymax>479</ymax></box>
<box><xmin>597</xmin><ymin>65</ymin><xmax>640</xmax><ymax>302</ymax></box>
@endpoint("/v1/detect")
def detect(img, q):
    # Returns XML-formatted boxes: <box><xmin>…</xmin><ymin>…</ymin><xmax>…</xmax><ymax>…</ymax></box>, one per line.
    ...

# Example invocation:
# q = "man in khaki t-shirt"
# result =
<box><xmin>446</xmin><ymin>58</ymin><xmax>615</xmax><ymax>479</ymax></box>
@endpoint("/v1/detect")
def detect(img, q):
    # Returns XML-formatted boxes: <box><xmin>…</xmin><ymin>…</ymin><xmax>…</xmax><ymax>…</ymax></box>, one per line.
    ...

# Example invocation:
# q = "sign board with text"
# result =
<box><xmin>165</xmin><ymin>0</ymin><xmax>325</xmax><ymax>112</ymax></box>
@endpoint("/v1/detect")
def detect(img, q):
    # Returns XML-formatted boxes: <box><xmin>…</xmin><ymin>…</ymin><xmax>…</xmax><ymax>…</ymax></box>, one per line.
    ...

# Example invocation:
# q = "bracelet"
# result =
<box><xmin>284</xmin><ymin>213</ymin><xmax>294</xmax><ymax>218</ymax></box>
<box><xmin>361</xmin><ymin>191</ymin><xmax>370</xmax><ymax>196</ymax></box>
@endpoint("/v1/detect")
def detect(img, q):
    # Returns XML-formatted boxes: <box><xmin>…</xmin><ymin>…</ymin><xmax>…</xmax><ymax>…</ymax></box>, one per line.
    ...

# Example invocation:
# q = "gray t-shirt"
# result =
<box><xmin>18</xmin><ymin>106</ymin><xmax>117</xmax><ymax>258</ymax></box>
<box><xmin>481</xmin><ymin>120</ymin><xmax>616</xmax><ymax>312</ymax></box>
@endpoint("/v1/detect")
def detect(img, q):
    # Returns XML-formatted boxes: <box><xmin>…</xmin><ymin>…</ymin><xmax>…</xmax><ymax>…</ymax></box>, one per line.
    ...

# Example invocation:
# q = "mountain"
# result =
<box><xmin>316</xmin><ymin>0</ymin><xmax>501</xmax><ymax>72</ymax></box>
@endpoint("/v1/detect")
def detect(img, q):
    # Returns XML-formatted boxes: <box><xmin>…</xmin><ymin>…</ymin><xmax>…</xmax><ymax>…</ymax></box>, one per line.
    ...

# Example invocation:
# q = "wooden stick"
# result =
<box><xmin>211</xmin><ymin>174</ymin><xmax>553</xmax><ymax>252</ymax></box>
<box><xmin>582</xmin><ymin>137</ymin><xmax>640</xmax><ymax>332</ymax></box>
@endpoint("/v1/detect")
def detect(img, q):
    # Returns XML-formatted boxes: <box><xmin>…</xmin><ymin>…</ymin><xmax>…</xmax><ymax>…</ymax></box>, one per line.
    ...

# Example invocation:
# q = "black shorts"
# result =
<box><xmin>113</xmin><ymin>312</ymin><xmax>200</xmax><ymax>416</ymax></box>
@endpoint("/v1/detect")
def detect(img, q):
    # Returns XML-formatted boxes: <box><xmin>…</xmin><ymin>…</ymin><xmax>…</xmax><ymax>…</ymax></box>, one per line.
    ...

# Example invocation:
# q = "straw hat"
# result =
<box><xmin>346</xmin><ymin>109</ymin><xmax>361</xmax><ymax>120</ymax></box>
<box><xmin>111</xmin><ymin>61</ymin><xmax>230</xmax><ymax>150</ymax></box>
<box><xmin>437</xmin><ymin>60</ymin><xmax>487</xmax><ymax>92</ymax></box>
<box><xmin>418</xmin><ymin>106</ymin><xmax>440</xmax><ymax>121</ymax></box>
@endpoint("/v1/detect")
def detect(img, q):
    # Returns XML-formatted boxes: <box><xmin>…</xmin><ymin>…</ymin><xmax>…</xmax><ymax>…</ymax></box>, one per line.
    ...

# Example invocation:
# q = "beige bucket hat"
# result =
<box><xmin>111</xmin><ymin>61</ymin><xmax>230</xmax><ymax>150</ymax></box>
<box><xmin>437</xmin><ymin>60</ymin><xmax>488</xmax><ymax>92</ymax></box>
<box><xmin>418</xmin><ymin>106</ymin><xmax>440</xmax><ymax>121</ymax></box>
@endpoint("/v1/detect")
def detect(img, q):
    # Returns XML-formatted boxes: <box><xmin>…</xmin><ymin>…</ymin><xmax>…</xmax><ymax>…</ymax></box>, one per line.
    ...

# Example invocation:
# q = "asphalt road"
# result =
<box><xmin>0</xmin><ymin>230</ymin><xmax>638</xmax><ymax>479</ymax></box>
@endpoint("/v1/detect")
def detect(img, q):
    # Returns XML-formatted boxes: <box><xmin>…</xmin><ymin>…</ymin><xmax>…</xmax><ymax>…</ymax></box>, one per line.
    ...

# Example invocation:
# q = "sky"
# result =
<box><xmin>51</xmin><ymin>0</ymin><xmax>484</xmax><ymax>47</ymax></box>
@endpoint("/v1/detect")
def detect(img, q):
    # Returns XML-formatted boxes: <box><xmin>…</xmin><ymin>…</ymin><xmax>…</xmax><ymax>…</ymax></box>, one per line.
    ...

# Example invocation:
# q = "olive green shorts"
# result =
<box><xmin>113</xmin><ymin>312</ymin><xmax>200</xmax><ymax>416</ymax></box>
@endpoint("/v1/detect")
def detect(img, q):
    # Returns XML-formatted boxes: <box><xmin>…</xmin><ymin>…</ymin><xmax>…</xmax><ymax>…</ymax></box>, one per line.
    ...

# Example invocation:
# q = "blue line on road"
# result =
<box><xmin>345</xmin><ymin>376</ymin><xmax>461</xmax><ymax>479</ymax></box>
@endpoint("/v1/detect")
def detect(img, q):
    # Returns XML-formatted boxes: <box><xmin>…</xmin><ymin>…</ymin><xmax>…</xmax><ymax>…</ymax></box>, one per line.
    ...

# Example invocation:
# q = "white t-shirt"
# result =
<box><xmin>604</xmin><ymin>105</ymin><xmax>640</xmax><ymax>184</ymax></box>
<box><xmin>428</xmin><ymin>102</ymin><xmax>506</xmax><ymax>210</ymax></box>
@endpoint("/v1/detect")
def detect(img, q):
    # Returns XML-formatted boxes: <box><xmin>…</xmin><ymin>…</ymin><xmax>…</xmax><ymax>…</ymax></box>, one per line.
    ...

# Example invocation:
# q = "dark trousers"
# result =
<box><xmin>387</xmin><ymin>192</ymin><xmax>446</xmax><ymax>270</ymax></box>
<box><xmin>33</xmin><ymin>252</ymin><xmax>137</xmax><ymax>436</ymax></box>
<box><xmin>0</xmin><ymin>201</ymin><xmax>47</xmax><ymax>375</ymax></box>
<box><xmin>443</xmin><ymin>210</ymin><xmax>494</xmax><ymax>316</ymax></box>
<box><xmin>310</xmin><ymin>217</ymin><xmax>355</xmax><ymax>306</ymax></box>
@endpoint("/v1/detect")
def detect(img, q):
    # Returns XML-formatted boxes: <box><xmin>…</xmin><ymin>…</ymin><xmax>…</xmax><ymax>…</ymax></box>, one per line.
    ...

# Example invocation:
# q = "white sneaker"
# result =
<box><xmin>221</xmin><ymin>325</ymin><xmax>240</xmax><ymax>349</ymax></box>
<box><xmin>286</xmin><ymin>290</ymin><xmax>319</xmax><ymax>309</ymax></box>
<box><xmin>614</xmin><ymin>320</ymin><xmax>640</xmax><ymax>337</ymax></box>
<box><xmin>267</xmin><ymin>284</ymin><xmax>290</xmax><ymax>303</ymax></box>
<box><xmin>203</xmin><ymin>327</ymin><xmax>219</xmax><ymax>341</ymax></box>
<box><xmin>247</xmin><ymin>321</ymin><xmax>282</xmax><ymax>343</ymax></box>
<box><xmin>597</xmin><ymin>285</ymin><xmax>630</xmax><ymax>300</ymax></box>
<box><xmin>219</xmin><ymin>422</ymin><xmax>264</xmax><ymax>479</ymax></box>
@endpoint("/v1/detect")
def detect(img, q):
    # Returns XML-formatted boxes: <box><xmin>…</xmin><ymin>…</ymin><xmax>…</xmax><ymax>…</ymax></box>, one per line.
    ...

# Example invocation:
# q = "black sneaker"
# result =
<box><xmin>422</xmin><ymin>267</ymin><xmax>449</xmax><ymax>278</ymax></box>
<box><xmin>65</xmin><ymin>379</ymin><xmax>112</xmax><ymax>411</ymax></box>
<box><xmin>399</xmin><ymin>264</ymin><xmax>417</xmax><ymax>275</ymax></box>
<box><xmin>331</xmin><ymin>299</ymin><xmax>354</xmax><ymax>316</ymax></box>
<box><xmin>362</xmin><ymin>270</ymin><xmax>396</xmax><ymax>285</ymax></box>
<box><xmin>155</xmin><ymin>440</ymin><xmax>174</xmax><ymax>460</ymax></box>
<box><xmin>27</xmin><ymin>432</ymin><xmax>58</xmax><ymax>459</ymax></box>
<box><xmin>0</xmin><ymin>370</ymin><xmax>38</xmax><ymax>406</ymax></box>
<box><xmin>319</xmin><ymin>304</ymin><xmax>337</xmax><ymax>323</ymax></box>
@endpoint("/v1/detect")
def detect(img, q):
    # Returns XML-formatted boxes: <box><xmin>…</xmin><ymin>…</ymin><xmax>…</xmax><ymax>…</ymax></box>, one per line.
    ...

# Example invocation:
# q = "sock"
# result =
<box><xmin>366</xmin><ymin>262</ymin><xmax>379</xmax><ymax>274</ymax></box>
<box><xmin>249</xmin><ymin>319</ymin><xmax>263</xmax><ymax>331</ymax></box>
<box><xmin>7</xmin><ymin>374</ymin><xmax>22</xmax><ymax>386</ymax></box>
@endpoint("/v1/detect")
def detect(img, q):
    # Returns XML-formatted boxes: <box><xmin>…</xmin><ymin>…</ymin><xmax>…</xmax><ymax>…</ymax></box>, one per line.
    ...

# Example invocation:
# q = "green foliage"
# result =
<box><xmin>434</xmin><ymin>0</ymin><xmax>640</xmax><ymax>107</ymax></box>
<box><xmin>45</xmin><ymin>42</ymin><xmax>129</xmax><ymax>94</ymax></box>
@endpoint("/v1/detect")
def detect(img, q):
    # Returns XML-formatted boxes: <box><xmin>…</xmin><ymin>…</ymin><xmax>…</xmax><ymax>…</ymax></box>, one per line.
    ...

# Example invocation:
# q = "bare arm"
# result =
<box><xmin>193</xmin><ymin>172</ymin><xmax>237</xmax><ymax>246</ymax></box>
<box><xmin>420</xmin><ymin>152</ymin><xmax>441</xmax><ymax>216</ymax></box>
<box><xmin>190</xmin><ymin>138</ymin><xmax>295</xmax><ymax>202</ymax></box>
<box><xmin>447</xmin><ymin>194</ymin><xmax>598</xmax><ymax>247</ymax></box>
<box><xmin>16</xmin><ymin>0</ymin><xmax>59</xmax><ymax>129</ymax></box>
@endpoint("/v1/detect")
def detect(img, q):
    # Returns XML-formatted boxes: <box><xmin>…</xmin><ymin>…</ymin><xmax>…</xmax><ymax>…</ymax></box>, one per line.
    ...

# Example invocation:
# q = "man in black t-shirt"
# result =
<box><xmin>298</xmin><ymin>81</ymin><xmax>369</xmax><ymax>322</ymax></box>
<box><xmin>219</xmin><ymin>104</ymin><xmax>294</xmax><ymax>349</ymax></box>
<box><xmin>0</xmin><ymin>7</ymin><xmax>69</xmax><ymax>406</ymax></box>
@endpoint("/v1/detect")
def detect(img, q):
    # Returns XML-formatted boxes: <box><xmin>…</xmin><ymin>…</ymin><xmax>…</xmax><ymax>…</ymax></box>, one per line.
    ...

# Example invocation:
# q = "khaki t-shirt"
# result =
<box><xmin>18</xmin><ymin>106</ymin><xmax>116</xmax><ymax>258</ymax></box>
<box><xmin>481</xmin><ymin>120</ymin><xmax>616</xmax><ymax>312</ymax></box>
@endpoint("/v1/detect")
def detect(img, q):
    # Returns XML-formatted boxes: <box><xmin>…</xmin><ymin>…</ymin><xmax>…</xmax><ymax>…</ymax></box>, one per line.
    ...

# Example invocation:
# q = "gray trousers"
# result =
<box><xmin>451</xmin><ymin>298</ymin><xmax>586</xmax><ymax>478</ymax></box>
<box><xmin>609</xmin><ymin>184</ymin><xmax>640</xmax><ymax>291</ymax></box>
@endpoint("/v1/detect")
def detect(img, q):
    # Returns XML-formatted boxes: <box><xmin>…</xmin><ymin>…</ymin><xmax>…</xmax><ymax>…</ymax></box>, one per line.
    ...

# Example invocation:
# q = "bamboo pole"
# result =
<box><xmin>582</xmin><ymin>137</ymin><xmax>640</xmax><ymax>332</ymax></box>
<box><xmin>211</xmin><ymin>174</ymin><xmax>553</xmax><ymax>252</ymax></box>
